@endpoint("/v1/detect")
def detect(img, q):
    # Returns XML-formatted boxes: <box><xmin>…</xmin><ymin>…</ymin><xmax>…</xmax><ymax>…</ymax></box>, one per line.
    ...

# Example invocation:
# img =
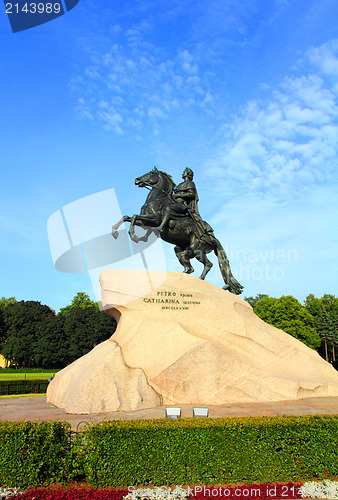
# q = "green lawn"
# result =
<box><xmin>0</xmin><ymin>393</ymin><xmax>47</xmax><ymax>399</ymax></box>
<box><xmin>0</xmin><ymin>370</ymin><xmax>59</xmax><ymax>381</ymax></box>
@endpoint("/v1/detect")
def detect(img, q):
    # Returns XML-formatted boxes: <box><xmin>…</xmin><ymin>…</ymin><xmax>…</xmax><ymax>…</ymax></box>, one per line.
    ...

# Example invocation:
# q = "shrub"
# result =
<box><xmin>1</xmin><ymin>416</ymin><xmax>337</xmax><ymax>489</ymax></box>
<box><xmin>83</xmin><ymin>415</ymin><xmax>338</xmax><ymax>487</ymax></box>
<box><xmin>0</xmin><ymin>422</ymin><xmax>84</xmax><ymax>487</ymax></box>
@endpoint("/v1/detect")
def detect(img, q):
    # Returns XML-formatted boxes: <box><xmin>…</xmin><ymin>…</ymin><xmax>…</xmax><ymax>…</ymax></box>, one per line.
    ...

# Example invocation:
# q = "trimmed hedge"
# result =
<box><xmin>83</xmin><ymin>415</ymin><xmax>338</xmax><ymax>486</ymax></box>
<box><xmin>0</xmin><ymin>379</ymin><xmax>49</xmax><ymax>395</ymax></box>
<box><xmin>0</xmin><ymin>421</ymin><xmax>84</xmax><ymax>487</ymax></box>
<box><xmin>0</xmin><ymin>415</ymin><xmax>337</xmax><ymax>488</ymax></box>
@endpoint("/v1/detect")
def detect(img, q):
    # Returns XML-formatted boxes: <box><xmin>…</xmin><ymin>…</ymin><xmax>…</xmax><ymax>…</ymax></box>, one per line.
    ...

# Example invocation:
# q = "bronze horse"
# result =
<box><xmin>112</xmin><ymin>168</ymin><xmax>243</xmax><ymax>294</ymax></box>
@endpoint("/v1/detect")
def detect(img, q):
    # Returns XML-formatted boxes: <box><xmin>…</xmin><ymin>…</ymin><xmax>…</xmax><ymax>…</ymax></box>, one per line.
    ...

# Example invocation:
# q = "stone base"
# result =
<box><xmin>47</xmin><ymin>270</ymin><xmax>338</xmax><ymax>413</ymax></box>
<box><xmin>46</xmin><ymin>339</ymin><xmax>161</xmax><ymax>414</ymax></box>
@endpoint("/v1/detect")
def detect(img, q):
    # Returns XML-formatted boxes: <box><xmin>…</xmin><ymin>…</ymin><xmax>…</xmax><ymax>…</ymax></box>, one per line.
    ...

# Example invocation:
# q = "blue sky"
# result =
<box><xmin>1</xmin><ymin>0</ymin><xmax>337</xmax><ymax>311</ymax></box>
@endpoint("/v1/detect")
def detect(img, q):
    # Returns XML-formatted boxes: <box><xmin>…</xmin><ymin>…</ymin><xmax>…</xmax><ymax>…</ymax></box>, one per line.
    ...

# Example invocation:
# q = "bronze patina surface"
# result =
<box><xmin>112</xmin><ymin>167</ymin><xmax>243</xmax><ymax>295</ymax></box>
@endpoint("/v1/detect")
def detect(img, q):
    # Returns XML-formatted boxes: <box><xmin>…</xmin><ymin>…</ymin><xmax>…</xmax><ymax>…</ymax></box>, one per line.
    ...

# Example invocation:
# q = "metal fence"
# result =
<box><xmin>0</xmin><ymin>379</ymin><xmax>49</xmax><ymax>395</ymax></box>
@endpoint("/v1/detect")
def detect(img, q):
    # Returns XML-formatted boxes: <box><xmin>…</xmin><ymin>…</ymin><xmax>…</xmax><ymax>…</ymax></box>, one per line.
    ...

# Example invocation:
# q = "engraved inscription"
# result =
<box><xmin>142</xmin><ymin>290</ymin><xmax>201</xmax><ymax>310</ymax></box>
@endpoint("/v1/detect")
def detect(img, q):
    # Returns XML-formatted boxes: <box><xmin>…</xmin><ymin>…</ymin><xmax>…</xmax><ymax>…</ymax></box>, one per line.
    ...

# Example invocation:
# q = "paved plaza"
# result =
<box><xmin>0</xmin><ymin>395</ymin><xmax>337</xmax><ymax>430</ymax></box>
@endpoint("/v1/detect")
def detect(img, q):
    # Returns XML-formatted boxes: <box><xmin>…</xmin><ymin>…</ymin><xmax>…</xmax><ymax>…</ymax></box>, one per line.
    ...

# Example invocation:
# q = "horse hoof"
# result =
<box><xmin>112</xmin><ymin>230</ymin><xmax>119</xmax><ymax>239</ymax></box>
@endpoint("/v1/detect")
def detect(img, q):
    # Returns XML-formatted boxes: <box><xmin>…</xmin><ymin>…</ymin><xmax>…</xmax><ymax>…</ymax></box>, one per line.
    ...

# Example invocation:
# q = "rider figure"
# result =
<box><xmin>157</xmin><ymin>167</ymin><xmax>213</xmax><ymax>240</ymax></box>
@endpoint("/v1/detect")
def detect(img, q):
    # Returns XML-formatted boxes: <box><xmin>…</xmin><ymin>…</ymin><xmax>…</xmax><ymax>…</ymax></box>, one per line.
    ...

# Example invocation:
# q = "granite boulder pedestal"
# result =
<box><xmin>47</xmin><ymin>270</ymin><xmax>338</xmax><ymax>413</ymax></box>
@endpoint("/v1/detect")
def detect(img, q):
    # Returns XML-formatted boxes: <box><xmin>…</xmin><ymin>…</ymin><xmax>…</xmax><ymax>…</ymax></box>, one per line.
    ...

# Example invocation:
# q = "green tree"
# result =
<box><xmin>304</xmin><ymin>294</ymin><xmax>338</xmax><ymax>323</ymax></box>
<box><xmin>332</xmin><ymin>313</ymin><xmax>338</xmax><ymax>367</ymax></box>
<box><xmin>304</xmin><ymin>294</ymin><xmax>338</xmax><ymax>364</ymax></box>
<box><xmin>253</xmin><ymin>295</ymin><xmax>321</xmax><ymax>350</ymax></box>
<box><xmin>2</xmin><ymin>301</ymin><xmax>56</xmax><ymax>368</ymax></box>
<box><xmin>244</xmin><ymin>294</ymin><xmax>269</xmax><ymax>307</ymax></box>
<box><xmin>0</xmin><ymin>296</ymin><xmax>17</xmax><ymax>310</ymax></box>
<box><xmin>0</xmin><ymin>298</ymin><xmax>18</xmax><ymax>358</ymax></box>
<box><xmin>0</xmin><ymin>308</ymin><xmax>6</xmax><ymax>352</ymax></box>
<box><xmin>61</xmin><ymin>307</ymin><xmax>116</xmax><ymax>364</ymax></box>
<box><xmin>317</xmin><ymin>310</ymin><xmax>334</xmax><ymax>362</ymax></box>
<box><xmin>60</xmin><ymin>292</ymin><xmax>99</xmax><ymax>315</ymax></box>
<box><xmin>34</xmin><ymin>315</ymin><xmax>68</xmax><ymax>369</ymax></box>
<box><xmin>1</xmin><ymin>295</ymin><xmax>116</xmax><ymax>369</ymax></box>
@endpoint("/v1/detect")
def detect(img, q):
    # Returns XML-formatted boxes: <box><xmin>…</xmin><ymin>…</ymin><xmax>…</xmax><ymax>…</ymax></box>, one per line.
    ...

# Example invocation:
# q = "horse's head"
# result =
<box><xmin>135</xmin><ymin>167</ymin><xmax>160</xmax><ymax>188</ymax></box>
<box><xmin>135</xmin><ymin>167</ymin><xmax>175</xmax><ymax>194</ymax></box>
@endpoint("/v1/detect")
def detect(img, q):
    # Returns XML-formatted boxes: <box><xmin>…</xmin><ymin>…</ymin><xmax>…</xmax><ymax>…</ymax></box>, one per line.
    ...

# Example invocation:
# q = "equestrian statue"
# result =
<box><xmin>111</xmin><ymin>167</ymin><xmax>243</xmax><ymax>295</ymax></box>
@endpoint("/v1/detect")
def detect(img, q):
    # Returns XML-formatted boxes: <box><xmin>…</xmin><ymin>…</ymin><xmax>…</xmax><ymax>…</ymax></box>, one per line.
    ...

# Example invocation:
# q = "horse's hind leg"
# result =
<box><xmin>194</xmin><ymin>248</ymin><xmax>213</xmax><ymax>280</ymax></box>
<box><xmin>174</xmin><ymin>246</ymin><xmax>194</xmax><ymax>274</ymax></box>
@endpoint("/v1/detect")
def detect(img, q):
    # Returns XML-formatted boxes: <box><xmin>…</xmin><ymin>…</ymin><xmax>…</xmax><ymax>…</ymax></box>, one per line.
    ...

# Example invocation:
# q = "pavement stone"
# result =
<box><xmin>0</xmin><ymin>395</ymin><xmax>337</xmax><ymax>430</ymax></box>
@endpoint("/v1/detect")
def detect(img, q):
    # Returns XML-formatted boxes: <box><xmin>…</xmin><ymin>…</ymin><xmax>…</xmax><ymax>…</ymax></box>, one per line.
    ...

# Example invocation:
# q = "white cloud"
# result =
<box><xmin>71</xmin><ymin>32</ymin><xmax>217</xmax><ymax>135</ymax></box>
<box><xmin>179</xmin><ymin>49</ymin><xmax>198</xmax><ymax>74</ymax></box>
<box><xmin>98</xmin><ymin>108</ymin><xmax>123</xmax><ymax>133</ymax></box>
<box><xmin>205</xmin><ymin>42</ymin><xmax>338</xmax><ymax>206</ymax></box>
<box><xmin>148</xmin><ymin>106</ymin><xmax>166</xmax><ymax>119</ymax></box>
<box><xmin>305</xmin><ymin>39</ymin><xmax>338</xmax><ymax>76</ymax></box>
<box><xmin>85</xmin><ymin>67</ymin><xmax>100</xmax><ymax>78</ymax></box>
<box><xmin>199</xmin><ymin>39</ymin><xmax>338</xmax><ymax>299</ymax></box>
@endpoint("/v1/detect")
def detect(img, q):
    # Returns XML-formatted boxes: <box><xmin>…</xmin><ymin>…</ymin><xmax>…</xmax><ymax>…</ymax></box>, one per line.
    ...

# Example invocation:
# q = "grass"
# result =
<box><xmin>0</xmin><ymin>393</ymin><xmax>46</xmax><ymax>399</ymax></box>
<box><xmin>0</xmin><ymin>368</ymin><xmax>58</xmax><ymax>396</ymax></box>
<box><xmin>0</xmin><ymin>368</ymin><xmax>59</xmax><ymax>381</ymax></box>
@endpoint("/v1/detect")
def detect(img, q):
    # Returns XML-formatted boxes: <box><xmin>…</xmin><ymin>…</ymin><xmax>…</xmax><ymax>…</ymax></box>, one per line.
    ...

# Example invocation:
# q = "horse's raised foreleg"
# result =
<box><xmin>112</xmin><ymin>216</ymin><xmax>132</xmax><ymax>239</ymax></box>
<box><xmin>137</xmin><ymin>228</ymin><xmax>153</xmax><ymax>242</ymax></box>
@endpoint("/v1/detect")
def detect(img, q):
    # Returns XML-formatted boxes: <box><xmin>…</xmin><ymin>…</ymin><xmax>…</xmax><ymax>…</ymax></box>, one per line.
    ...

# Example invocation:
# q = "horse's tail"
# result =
<box><xmin>213</xmin><ymin>238</ymin><xmax>243</xmax><ymax>295</ymax></box>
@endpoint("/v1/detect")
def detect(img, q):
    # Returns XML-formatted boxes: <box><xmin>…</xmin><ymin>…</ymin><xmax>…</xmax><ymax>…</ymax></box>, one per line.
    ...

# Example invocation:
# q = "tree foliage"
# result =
<box><xmin>253</xmin><ymin>295</ymin><xmax>321</xmax><ymax>350</ymax></box>
<box><xmin>60</xmin><ymin>292</ymin><xmax>99</xmax><ymax>315</ymax></box>
<box><xmin>33</xmin><ymin>315</ymin><xmax>68</xmax><ymax>369</ymax></box>
<box><xmin>0</xmin><ymin>296</ymin><xmax>17</xmax><ymax>310</ymax></box>
<box><xmin>1</xmin><ymin>293</ymin><xmax>116</xmax><ymax>368</ymax></box>
<box><xmin>304</xmin><ymin>294</ymin><xmax>338</xmax><ymax>364</ymax></box>
<box><xmin>62</xmin><ymin>307</ymin><xmax>116</xmax><ymax>364</ymax></box>
<box><xmin>0</xmin><ymin>308</ymin><xmax>6</xmax><ymax>352</ymax></box>
<box><xmin>304</xmin><ymin>294</ymin><xmax>338</xmax><ymax>333</ymax></box>
<box><xmin>244</xmin><ymin>294</ymin><xmax>270</xmax><ymax>307</ymax></box>
<box><xmin>2</xmin><ymin>301</ymin><xmax>56</xmax><ymax>367</ymax></box>
<box><xmin>0</xmin><ymin>296</ymin><xmax>17</xmax><ymax>352</ymax></box>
